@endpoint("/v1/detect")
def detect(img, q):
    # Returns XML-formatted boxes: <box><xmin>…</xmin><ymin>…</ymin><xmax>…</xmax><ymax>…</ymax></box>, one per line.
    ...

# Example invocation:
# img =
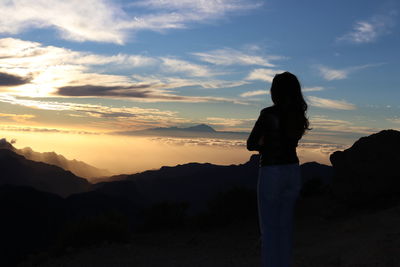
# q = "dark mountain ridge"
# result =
<box><xmin>0</xmin><ymin>149</ymin><xmax>90</xmax><ymax>197</ymax></box>
<box><xmin>94</xmin><ymin>155</ymin><xmax>333</xmax><ymax>214</ymax></box>
<box><xmin>0</xmin><ymin>138</ymin><xmax>112</xmax><ymax>180</ymax></box>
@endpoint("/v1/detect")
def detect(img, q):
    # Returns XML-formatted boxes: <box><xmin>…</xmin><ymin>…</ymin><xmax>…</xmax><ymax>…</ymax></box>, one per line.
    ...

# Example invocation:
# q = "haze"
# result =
<box><xmin>0</xmin><ymin>130</ymin><xmax>333</xmax><ymax>175</ymax></box>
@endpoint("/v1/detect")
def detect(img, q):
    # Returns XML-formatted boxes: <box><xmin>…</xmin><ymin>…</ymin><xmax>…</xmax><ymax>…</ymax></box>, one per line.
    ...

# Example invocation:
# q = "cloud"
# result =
<box><xmin>133</xmin><ymin>0</ymin><xmax>261</xmax><ymax>13</ymax></box>
<box><xmin>150</xmin><ymin>137</ymin><xmax>246</xmax><ymax>148</ymax></box>
<box><xmin>192</xmin><ymin>48</ymin><xmax>281</xmax><ymax>67</ymax></box>
<box><xmin>308</xmin><ymin>115</ymin><xmax>379</xmax><ymax>135</ymax></box>
<box><xmin>205</xmin><ymin>117</ymin><xmax>254</xmax><ymax>129</ymax></box>
<box><xmin>0</xmin><ymin>94</ymin><xmax>247</xmax><ymax>133</ymax></box>
<box><xmin>0</xmin><ymin>38</ymin><xmax>156</xmax><ymax>67</ymax></box>
<box><xmin>338</xmin><ymin>11</ymin><xmax>397</xmax><ymax>44</ymax></box>
<box><xmin>131</xmin><ymin>74</ymin><xmax>248</xmax><ymax>90</ymax></box>
<box><xmin>0</xmin><ymin>112</ymin><xmax>35</xmax><ymax>122</ymax></box>
<box><xmin>307</xmin><ymin>96</ymin><xmax>356</xmax><ymax>110</ymax></box>
<box><xmin>246</xmin><ymin>68</ymin><xmax>285</xmax><ymax>82</ymax></box>
<box><xmin>58</xmin><ymin>85</ymin><xmax>152</xmax><ymax>98</ymax></box>
<box><xmin>0</xmin><ymin>0</ymin><xmax>261</xmax><ymax>44</ymax></box>
<box><xmin>316</xmin><ymin>64</ymin><xmax>383</xmax><ymax>81</ymax></box>
<box><xmin>0</xmin><ymin>125</ymin><xmax>96</xmax><ymax>135</ymax></box>
<box><xmin>0</xmin><ymin>94</ymin><xmax>194</xmax><ymax>130</ymax></box>
<box><xmin>0</xmin><ymin>0</ymin><xmax>127</xmax><ymax>44</ymax></box>
<box><xmin>56</xmin><ymin>84</ymin><xmax>247</xmax><ymax>104</ymax></box>
<box><xmin>0</xmin><ymin>94</ymin><xmax>176</xmax><ymax>115</ymax></box>
<box><xmin>317</xmin><ymin>66</ymin><xmax>348</xmax><ymax>81</ymax></box>
<box><xmin>240</xmin><ymin>90</ymin><xmax>268</xmax><ymax>97</ymax></box>
<box><xmin>0</xmin><ymin>38</ymin><xmax>248</xmax><ymax>102</ymax></box>
<box><xmin>298</xmin><ymin>142</ymin><xmax>348</xmax><ymax>156</ymax></box>
<box><xmin>302</xmin><ymin>86</ymin><xmax>325</xmax><ymax>92</ymax></box>
<box><xmin>0</xmin><ymin>72</ymin><xmax>31</xmax><ymax>86</ymax></box>
<box><xmin>386</xmin><ymin>118</ymin><xmax>400</xmax><ymax>124</ymax></box>
<box><xmin>0</xmin><ymin>38</ymin><xmax>157</xmax><ymax>97</ymax></box>
<box><xmin>160</xmin><ymin>57</ymin><xmax>214</xmax><ymax>77</ymax></box>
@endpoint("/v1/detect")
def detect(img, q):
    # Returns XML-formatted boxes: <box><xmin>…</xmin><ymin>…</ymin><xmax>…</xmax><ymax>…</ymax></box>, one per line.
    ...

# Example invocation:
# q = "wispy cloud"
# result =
<box><xmin>307</xmin><ymin>96</ymin><xmax>356</xmax><ymax>110</ymax></box>
<box><xmin>386</xmin><ymin>118</ymin><xmax>400</xmax><ymax>124</ymax></box>
<box><xmin>309</xmin><ymin>115</ymin><xmax>378</xmax><ymax>135</ymax></box>
<box><xmin>240</xmin><ymin>90</ymin><xmax>268</xmax><ymax>97</ymax></box>
<box><xmin>192</xmin><ymin>48</ymin><xmax>281</xmax><ymax>67</ymax></box>
<box><xmin>205</xmin><ymin>117</ymin><xmax>253</xmax><ymax>129</ymax></box>
<box><xmin>246</xmin><ymin>68</ymin><xmax>285</xmax><ymax>83</ymax></box>
<box><xmin>0</xmin><ymin>0</ymin><xmax>261</xmax><ymax>44</ymax></box>
<box><xmin>316</xmin><ymin>66</ymin><xmax>348</xmax><ymax>81</ymax></box>
<box><xmin>338</xmin><ymin>11</ymin><xmax>397</xmax><ymax>44</ymax></box>
<box><xmin>0</xmin><ymin>112</ymin><xmax>35</xmax><ymax>123</ymax></box>
<box><xmin>0</xmin><ymin>125</ymin><xmax>97</xmax><ymax>135</ymax></box>
<box><xmin>131</xmin><ymin>74</ymin><xmax>248</xmax><ymax>90</ymax></box>
<box><xmin>316</xmin><ymin>64</ymin><xmax>383</xmax><ymax>81</ymax></box>
<box><xmin>133</xmin><ymin>0</ymin><xmax>261</xmax><ymax>14</ymax></box>
<box><xmin>302</xmin><ymin>86</ymin><xmax>325</xmax><ymax>92</ymax></box>
<box><xmin>160</xmin><ymin>57</ymin><xmax>213</xmax><ymax>77</ymax></box>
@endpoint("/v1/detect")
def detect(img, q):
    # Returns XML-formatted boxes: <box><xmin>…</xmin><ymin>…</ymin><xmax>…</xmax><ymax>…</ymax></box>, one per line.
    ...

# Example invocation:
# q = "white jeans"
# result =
<box><xmin>258</xmin><ymin>164</ymin><xmax>301</xmax><ymax>267</ymax></box>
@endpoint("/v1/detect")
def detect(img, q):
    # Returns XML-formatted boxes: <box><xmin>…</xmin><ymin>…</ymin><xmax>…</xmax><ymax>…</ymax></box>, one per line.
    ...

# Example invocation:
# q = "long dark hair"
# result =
<box><xmin>270</xmin><ymin>71</ymin><xmax>310</xmax><ymax>137</ymax></box>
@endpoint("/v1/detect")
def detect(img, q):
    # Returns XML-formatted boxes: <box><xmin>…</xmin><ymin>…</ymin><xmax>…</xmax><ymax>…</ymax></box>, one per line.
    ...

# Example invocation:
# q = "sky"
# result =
<box><xmin>0</xmin><ymin>0</ymin><xmax>399</xmax><ymax>174</ymax></box>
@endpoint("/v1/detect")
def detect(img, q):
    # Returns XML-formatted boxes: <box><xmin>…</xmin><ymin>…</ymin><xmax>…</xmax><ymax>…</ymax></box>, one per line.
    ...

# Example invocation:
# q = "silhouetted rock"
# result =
<box><xmin>330</xmin><ymin>129</ymin><xmax>400</xmax><ymax>204</ymax></box>
<box><xmin>0</xmin><ymin>149</ymin><xmax>90</xmax><ymax>197</ymax></box>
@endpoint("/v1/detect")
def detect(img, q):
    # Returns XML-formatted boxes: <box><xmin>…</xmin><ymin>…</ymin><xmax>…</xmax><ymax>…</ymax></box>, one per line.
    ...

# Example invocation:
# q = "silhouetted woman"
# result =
<box><xmin>247</xmin><ymin>72</ymin><xmax>309</xmax><ymax>267</ymax></box>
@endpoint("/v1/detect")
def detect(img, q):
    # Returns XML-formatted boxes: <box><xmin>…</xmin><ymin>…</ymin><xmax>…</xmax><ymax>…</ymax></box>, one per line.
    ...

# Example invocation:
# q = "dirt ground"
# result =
<box><xmin>20</xmin><ymin>200</ymin><xmax>400</xmax><ymax>267</ymax></box>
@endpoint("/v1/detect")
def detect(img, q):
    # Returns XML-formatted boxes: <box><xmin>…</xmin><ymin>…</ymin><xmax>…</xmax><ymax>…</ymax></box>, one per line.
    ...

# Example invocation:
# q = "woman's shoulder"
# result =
<box><xmin>259</xmin><ymin>106</ymin><xmax>280</xmax><ymax>128</ymax></box>
<box><xmin>260</xmin><ymin>106</ymin><xmax>278</xmax><ymax>115</ymax></box>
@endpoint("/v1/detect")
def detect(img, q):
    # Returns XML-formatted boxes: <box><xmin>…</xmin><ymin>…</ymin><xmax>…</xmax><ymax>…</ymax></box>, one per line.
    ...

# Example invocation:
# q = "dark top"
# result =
<box><xmin>247</xmin><ymin>106</ymin><xmax>300</xmax><ymax>166</ymax></box>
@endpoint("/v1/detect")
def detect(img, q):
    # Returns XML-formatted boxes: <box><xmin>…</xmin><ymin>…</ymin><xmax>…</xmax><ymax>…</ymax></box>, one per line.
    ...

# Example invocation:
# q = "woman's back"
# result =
<box><xmin>247</xmin><ymin>105</ymin><xmax>300</xmax><ymax>166</ymax></box>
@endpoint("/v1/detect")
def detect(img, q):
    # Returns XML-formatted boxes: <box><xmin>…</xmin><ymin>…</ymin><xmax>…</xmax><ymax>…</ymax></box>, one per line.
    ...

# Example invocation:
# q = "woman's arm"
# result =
<box><xmin>247</xmin><ymin>109</ymin><xmax>280</xmax><ymax>152</ymax></box>
<box><xmin>247</xmin><ymin>114</ymin><xmax>264</xmax><ymax>151</ymax></box>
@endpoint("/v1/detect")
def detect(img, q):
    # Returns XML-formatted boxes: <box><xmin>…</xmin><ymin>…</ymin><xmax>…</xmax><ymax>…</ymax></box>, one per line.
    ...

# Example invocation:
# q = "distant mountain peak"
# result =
<box><xmin>184</xmin><ymin>124</ymin><xmax>216</xmax><ymax>132</ymax></box>
<box><xmin>149</xmin><ymin>124</ymin><xmax>216</xmax><ymax>132</ymax></box>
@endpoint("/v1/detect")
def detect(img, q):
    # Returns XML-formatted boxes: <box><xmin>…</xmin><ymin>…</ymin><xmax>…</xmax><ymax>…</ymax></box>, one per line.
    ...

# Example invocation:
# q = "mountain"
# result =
<box><xmin>0</xmin><ymin>138</ymin><xmax>112</xmax><ymax>180</ymax></box>
<box><xmin>301</xmin><ymin>161</ymin><xmax>333</xmax><ymax>185</ymax></box>
<box><xmin>0</xmin><ymin>185</ymin><xmax>65</xmax><ymax>266</ymax></box>
<box><xmin>330</xmin><ymin>129</ymin><xmax>400</xmax><ymax>204</ymax></box>
<box><xmin>0</xmin><ymin>149</ymin><xmax>90</xmax><ymax>197</ymax></box>
<box><xmin>94</xmin><ymin>155</ymin><xmax>333</xmax><ymax>213</ymax></box>
<box><xmin>0</xmin><ymin>184</ymin><xmax>136</xmax><ymax>266</ymax></box>
<box><xmin>113</xmin><ymin>124</ymin><xmax>248</xmax><ymax>139</ymax></box>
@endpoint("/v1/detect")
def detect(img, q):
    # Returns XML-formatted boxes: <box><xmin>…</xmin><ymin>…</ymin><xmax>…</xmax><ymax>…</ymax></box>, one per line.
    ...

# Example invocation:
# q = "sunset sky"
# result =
<box><xmin>0</xmin><ymin>0</ymin><xmax>399</xmax><ymax>174</ymax></box>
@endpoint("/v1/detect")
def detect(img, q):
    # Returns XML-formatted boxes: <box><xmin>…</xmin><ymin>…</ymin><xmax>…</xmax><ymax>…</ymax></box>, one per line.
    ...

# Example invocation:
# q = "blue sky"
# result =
<box><xmin>0</xmin><ymin>0</ymin><xmax>399</xmax><ymax>167</ymax></box>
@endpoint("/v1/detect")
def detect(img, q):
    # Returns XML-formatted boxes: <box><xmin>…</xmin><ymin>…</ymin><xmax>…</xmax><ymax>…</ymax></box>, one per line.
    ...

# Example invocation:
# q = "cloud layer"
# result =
<box><xmin>0</xmin><ymin>38</ymin><xmax>247</xmax><ymax>103</ymax></box>
<box><xmin>0</xmin><ymin>0</ymin><xmax>261</xmax><ymax>44</ymax></box>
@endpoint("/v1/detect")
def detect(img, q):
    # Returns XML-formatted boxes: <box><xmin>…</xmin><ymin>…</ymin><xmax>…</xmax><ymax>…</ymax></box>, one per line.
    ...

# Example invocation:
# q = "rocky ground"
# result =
<box><xmin>19</xmin><ymin>196</ymin><xmax>400</xmax><ymax>267</ymax></box>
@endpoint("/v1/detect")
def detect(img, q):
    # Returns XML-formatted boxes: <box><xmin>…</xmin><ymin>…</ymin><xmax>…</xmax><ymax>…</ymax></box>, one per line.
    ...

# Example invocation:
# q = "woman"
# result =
<box><xmin>247</xmin><ymin>72</ymin><xmax>309</xmax><ymax>267</ymax></box>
